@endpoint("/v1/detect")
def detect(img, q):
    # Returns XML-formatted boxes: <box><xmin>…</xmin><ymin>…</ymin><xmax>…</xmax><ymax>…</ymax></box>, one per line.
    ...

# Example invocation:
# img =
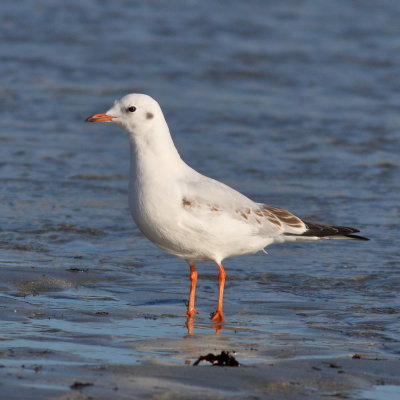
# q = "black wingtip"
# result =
<box><xmin>288</xmin><ymin>220</ymin><xmax>370</xmax><ymax>241</ymax></box>
<box><xmin>344</xmin><ymin>234</ymin><xmax>370</xmax><ymax>241</ymax></box>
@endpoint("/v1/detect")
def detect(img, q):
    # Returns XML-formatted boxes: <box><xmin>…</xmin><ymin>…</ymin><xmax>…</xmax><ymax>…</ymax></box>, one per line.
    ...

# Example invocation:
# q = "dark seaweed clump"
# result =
<box><xmin>193</xmin><ymin>351</ymin><xmax>240</xmax><ymax>367</ymax></box>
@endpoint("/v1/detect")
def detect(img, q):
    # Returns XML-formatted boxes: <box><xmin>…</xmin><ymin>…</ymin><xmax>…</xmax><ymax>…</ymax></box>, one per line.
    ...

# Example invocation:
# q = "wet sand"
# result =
<box><xmin>1</xmin><ymin>260</ymin><xmax>400</xmax><ymax>399</ymax></box>
<box><xmin>2</xmin><ymin>347</ymin><xmax>400</xmax><ymax>399</ymax></box>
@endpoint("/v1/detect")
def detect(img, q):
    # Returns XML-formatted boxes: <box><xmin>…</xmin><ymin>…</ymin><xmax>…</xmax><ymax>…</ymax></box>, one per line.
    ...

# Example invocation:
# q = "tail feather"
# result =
<box><xmin>288</xmin><ymin>220</ymin><xmax>369</xmax><ymax>241</ymax></box>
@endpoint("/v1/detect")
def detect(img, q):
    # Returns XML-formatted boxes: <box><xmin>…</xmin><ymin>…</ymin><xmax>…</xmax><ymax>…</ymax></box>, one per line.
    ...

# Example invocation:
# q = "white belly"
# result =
<box><xmin>130</xmin><ymin>192</ymin><xmax>271</xmax><ymax>262</ymax></box>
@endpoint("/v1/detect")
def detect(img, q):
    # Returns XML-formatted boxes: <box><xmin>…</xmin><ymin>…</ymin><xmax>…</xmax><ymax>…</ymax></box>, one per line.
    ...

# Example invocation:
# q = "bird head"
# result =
<box><xmin>85</xmin><ymin>93</ymin><xmax>162</xmax><ymax>136</ymax></box>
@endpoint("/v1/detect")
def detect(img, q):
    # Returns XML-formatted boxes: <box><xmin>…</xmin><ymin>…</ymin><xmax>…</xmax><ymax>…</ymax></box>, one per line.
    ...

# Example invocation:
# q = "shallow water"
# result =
<box><xmin>1</xmin><ymin>0</ymin><xmax>399</xmax><ymax>394</ymax></box>
<box><xmin>360</xmin><ymin>385</ymin><xmax>400</xmax><ymax>400</ymax></box>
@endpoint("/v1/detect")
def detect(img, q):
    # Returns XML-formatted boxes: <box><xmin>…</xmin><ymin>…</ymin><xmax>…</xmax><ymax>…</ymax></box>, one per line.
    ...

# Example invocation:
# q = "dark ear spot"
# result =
<box><xmin>146</xmin><ymin>112</ymin><xmax>154</xmax><ymax>119</ymax></box>
<box><xmin>182</xmin><ymin>198</ymin><xmax>192</xmax><ymax>207</ymax></box>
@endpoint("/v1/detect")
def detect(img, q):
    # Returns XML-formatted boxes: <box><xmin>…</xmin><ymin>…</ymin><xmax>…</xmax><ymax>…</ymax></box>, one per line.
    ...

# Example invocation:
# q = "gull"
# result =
<box><xmin>85</xmin><ymin>94</ymin><xmax>369</xmax><ymax>324</ymax></box>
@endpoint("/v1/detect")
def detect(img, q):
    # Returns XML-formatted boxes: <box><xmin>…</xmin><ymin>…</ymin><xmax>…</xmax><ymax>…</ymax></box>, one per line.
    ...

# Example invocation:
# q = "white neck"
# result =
<box><xmin>128</xmin><ymin>117</ymin><xmax>187</xmax><ymax>190</ymax></box>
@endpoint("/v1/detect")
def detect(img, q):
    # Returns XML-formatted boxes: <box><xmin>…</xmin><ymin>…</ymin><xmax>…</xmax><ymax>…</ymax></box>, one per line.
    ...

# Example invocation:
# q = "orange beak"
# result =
<box><xmin>85</xmin><ymin>113</ymin><xmax>116</xmax><ymax>122</ymax></box>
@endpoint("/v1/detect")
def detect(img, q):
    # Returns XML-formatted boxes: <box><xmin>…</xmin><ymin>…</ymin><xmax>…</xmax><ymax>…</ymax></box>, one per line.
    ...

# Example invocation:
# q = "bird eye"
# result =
<box><xmin>127</xmin><ymin>106</ymin><xmax>136</xmax><ymax>113</ymax></box>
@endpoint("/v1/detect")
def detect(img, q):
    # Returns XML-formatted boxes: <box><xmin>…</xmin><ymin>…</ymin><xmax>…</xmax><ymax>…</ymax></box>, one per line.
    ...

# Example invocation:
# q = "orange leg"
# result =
<box><xmin>186</xmin><ymin>263</ymin><xmax>198</xmax><ymax>318</ymax></box>
<box><xmin>210</xmin><ymin>263</ymin><xmax>226</xmax><ymax>323</ymax></box>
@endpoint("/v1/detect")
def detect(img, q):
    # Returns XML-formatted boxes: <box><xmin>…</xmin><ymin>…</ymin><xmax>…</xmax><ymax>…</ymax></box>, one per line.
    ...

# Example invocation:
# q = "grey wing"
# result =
<box><xmin>179</xmin><ymin>173</ymin><xmax>307</xmax><ymax>237</ymax></box>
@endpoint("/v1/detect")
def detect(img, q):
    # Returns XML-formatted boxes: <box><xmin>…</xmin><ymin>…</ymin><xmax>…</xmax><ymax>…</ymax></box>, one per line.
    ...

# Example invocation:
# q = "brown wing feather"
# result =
<box><xmin>260</xmin><ymin>204</ymin><xmax>305</xmax><ymax>230</ymax></box>
<box><xmin>261</xmin><ymin>205</ymin><xmax>369</xmax><ymax>240</ymax></box>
